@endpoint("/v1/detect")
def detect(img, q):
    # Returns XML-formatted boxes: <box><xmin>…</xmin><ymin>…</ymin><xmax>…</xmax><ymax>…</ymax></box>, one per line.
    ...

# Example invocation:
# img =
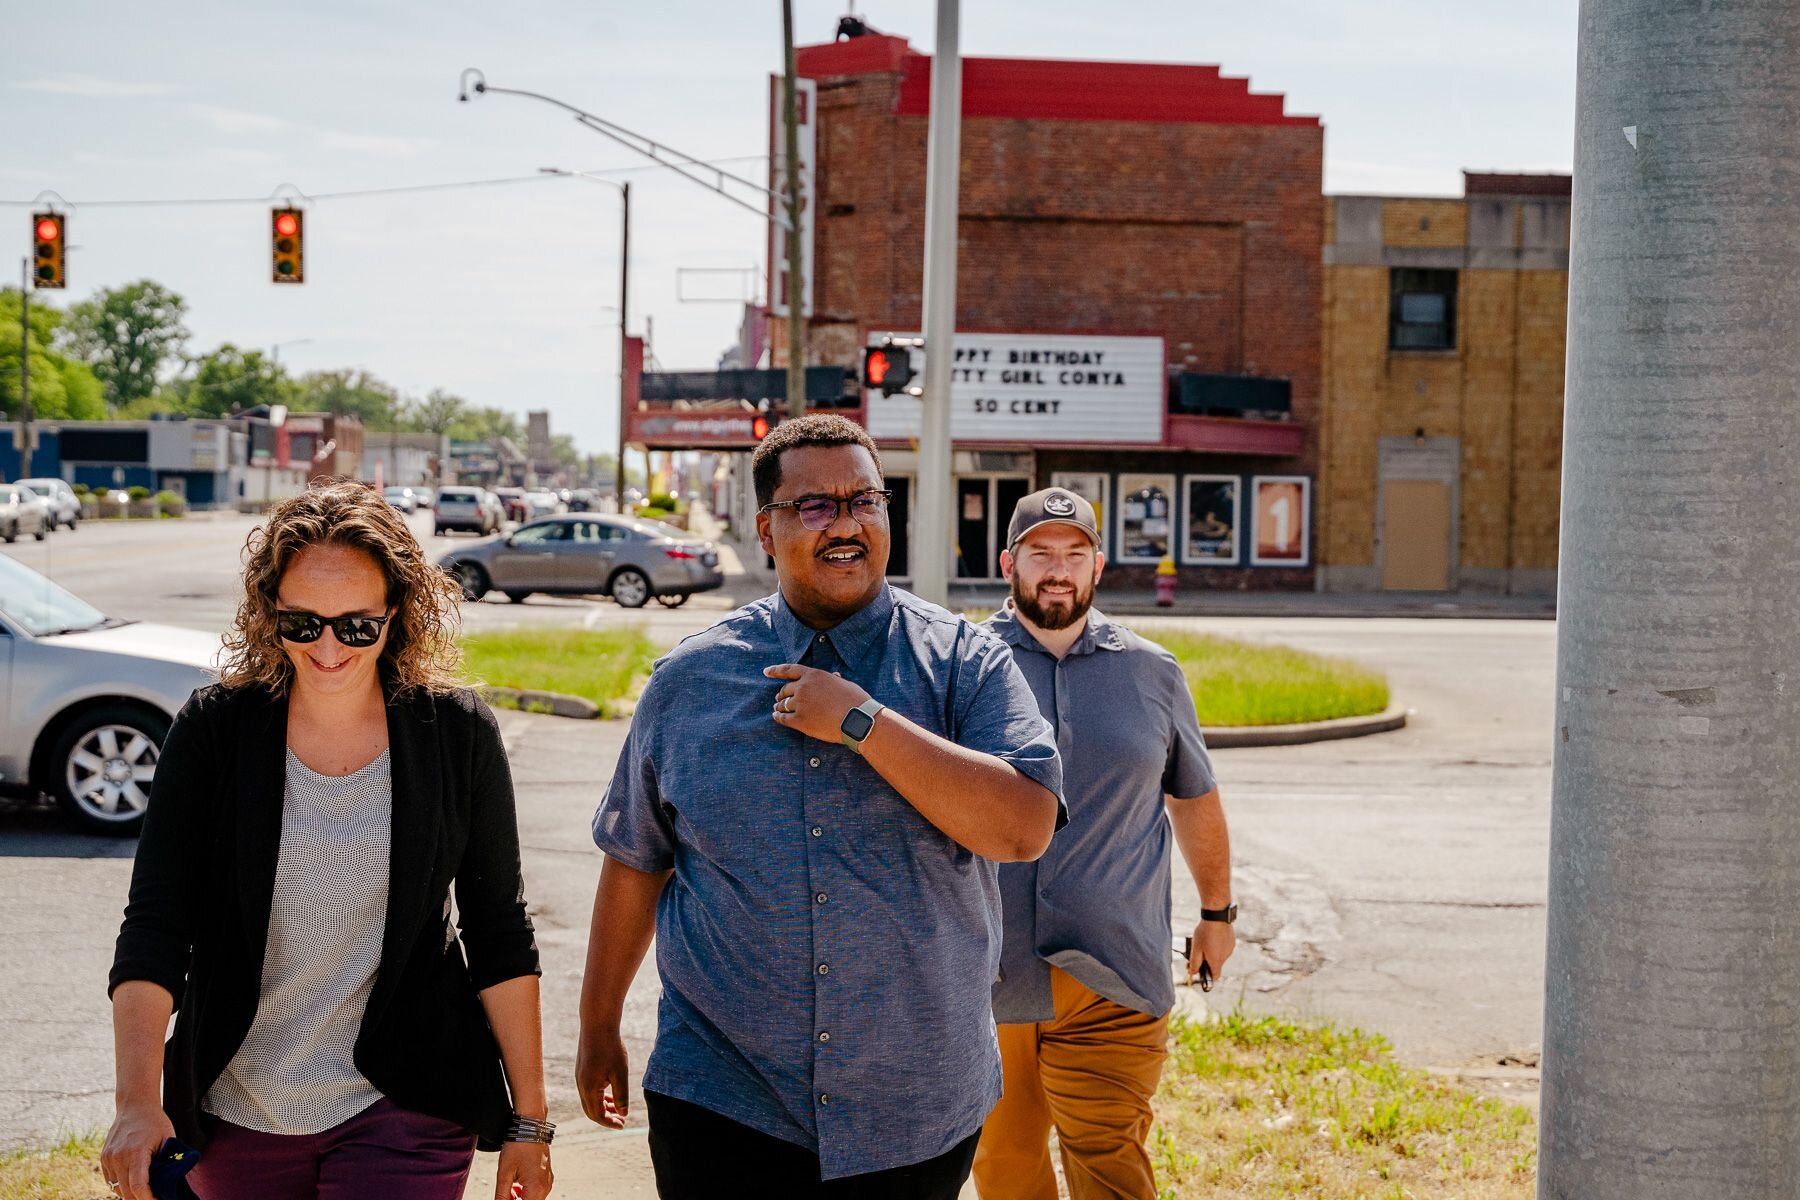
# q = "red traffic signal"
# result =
<box><xmin>862</xmin><ymin>341</ymin><xmax>917</xmax><ymax>397</ymax></box>
<box><xmin>31</xmin><ymin>212</ymin><xmax>66</xmax><ymax>289</ymax></box>
<box><xmin>865</xmin><ymin>349</ymin><xmax>891</xmax><ymax>388</ymax></box>
<box><xmin>752</xmin><ymin>416</ymin><xmax>771</xmax><ymax>440</ymax></box>
<box><xmin>271</xmin><ymin>207</ymin><xmax>305</xmax><ymax>283</ymax></box>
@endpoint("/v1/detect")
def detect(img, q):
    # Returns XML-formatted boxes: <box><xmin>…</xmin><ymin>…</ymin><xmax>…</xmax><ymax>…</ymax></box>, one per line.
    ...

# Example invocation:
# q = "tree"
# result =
<box><xmin>408</xmin><ymin>388</ymin><xmax>467</xmax><ymax>438</ymax></box>
<box><xmin>61</xmin><ymin>281</ymin><xmax>190</xmax><ymax>410</ymax></box>
<box><xmin>0</xmin><ymin>289</ymin><xmax>108</xmax><ymax>421</ymax></box>
<box><xmin>297</xmin><ymin>369</ymin><xmax>400</xmax><ymax>429</ymax></box>
<box><xmin>449</xmin><ymin>404</ymin><xmax>525</xmax><ymax>448</ymax></box>
<box><xmin>186</xmin><ymin>344</ymin><xmax>292</xmax><ymax>418</ymax></box>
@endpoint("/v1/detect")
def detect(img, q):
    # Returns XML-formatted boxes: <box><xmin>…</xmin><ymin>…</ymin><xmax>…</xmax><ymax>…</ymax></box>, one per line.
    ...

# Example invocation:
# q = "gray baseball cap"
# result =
<box><xmin>1007</xmin><ymin>487</ymin><xmax>1100</xmax><ymax>550</ymax></box>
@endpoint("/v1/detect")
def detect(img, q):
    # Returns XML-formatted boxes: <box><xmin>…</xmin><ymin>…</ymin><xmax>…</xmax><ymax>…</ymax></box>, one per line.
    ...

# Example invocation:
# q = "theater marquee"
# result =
<box><xmin>864</xmin><ymin>333</ymin><xmax>1165</xmax><ymax>444</ymax></box>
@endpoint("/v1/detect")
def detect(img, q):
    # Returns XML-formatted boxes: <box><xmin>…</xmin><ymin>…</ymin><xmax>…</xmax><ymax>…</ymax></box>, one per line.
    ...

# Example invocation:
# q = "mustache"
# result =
<box><xmin>816</xmin><ymin>538</ymin><xmax>868</xmax><ymax>557</ymax></box>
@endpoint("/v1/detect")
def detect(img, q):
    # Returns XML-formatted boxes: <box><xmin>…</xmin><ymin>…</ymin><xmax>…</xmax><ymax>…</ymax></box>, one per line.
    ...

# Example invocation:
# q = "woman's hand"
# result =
<box><xmin>494</xmin><ymin>1140</ymin><xmax>553</xmax><ymax>1200</ymax></box>
<box><xmin>99</xmin><ymin>1102</ymin><xmax>175</xmax><ymax>1200</ymax></box>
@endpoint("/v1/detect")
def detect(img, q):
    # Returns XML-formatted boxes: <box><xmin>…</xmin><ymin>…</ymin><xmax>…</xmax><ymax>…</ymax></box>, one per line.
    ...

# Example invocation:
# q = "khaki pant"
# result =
<box><xmin>973</xmin><ymin>967</ymin><xmax>1170</xmax><ymax>1200</ymax></box>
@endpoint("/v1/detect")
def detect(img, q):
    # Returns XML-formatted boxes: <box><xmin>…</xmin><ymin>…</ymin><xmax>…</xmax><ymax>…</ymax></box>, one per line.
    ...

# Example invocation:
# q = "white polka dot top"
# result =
<box><xmin>204</xmin><ymin>748</ymin><xmax>392</xmax><ymax>1135</ymax></box>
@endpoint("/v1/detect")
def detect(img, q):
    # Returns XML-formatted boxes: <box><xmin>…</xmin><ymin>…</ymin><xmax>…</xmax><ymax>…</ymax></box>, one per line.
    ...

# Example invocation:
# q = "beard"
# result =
<box><xmin>1012</xmin><ymin>571</ymin><xmax>1095</xmax><ymax>632</ymax></box>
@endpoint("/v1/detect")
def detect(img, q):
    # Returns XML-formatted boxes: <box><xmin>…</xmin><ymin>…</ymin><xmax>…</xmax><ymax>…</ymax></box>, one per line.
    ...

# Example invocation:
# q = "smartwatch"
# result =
<box><xmin>840</xmin><ymin>699</ymin><xmax>885</xmax><ymax>755</ymax></box>
<box><xmin>1201</xmin><ymin>903</ymin><xmax>1238</xmax><ymax>925</ymax></box>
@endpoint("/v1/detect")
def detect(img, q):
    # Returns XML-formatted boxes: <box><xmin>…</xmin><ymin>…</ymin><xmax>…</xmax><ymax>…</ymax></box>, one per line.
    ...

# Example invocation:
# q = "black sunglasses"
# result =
<box><xmin>277</xmin><ymin>610</ymin><xmax>391</xmax><ymax>648</ymax></box>
<box><xmin>759</xmin><ymin>489</ymin><xmax>893</xmax><ymax>532</ymax></box>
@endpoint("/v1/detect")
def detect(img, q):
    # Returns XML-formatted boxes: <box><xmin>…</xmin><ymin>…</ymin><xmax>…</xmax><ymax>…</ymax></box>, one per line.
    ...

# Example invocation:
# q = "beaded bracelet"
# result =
<box><xmin>504</xmin><ymin>1115</ymin><xmax>556</xmax><ymax>1145</ymax></box>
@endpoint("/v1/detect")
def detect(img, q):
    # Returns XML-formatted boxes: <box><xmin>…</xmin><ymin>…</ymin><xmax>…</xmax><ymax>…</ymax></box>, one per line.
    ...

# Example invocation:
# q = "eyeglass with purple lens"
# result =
<box><xmin>759</xmin><ymin>489</ymin><xmax>893</xmax><ymax>531</ymax></box>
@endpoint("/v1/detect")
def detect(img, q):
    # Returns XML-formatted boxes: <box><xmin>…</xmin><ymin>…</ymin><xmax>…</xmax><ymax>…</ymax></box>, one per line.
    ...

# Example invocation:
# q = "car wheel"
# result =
<box><xmin>656</xmin><ymin>593</ymin><xmax>690</xmax><ymax>609</ymax></box>
<box><xmin>4</xmin><ymin>524</ymin><xmax>15</xmax><ymax>543</ymax></box>
<box><xmin>434</xmin><ymin>525</ymin><xmax>445</xmax><ymax>537</ymax></box>
<box><xmin>454</xmin><ymin>561</ymin><xmax>490</xmax><ymax>602</ymax></box>
<box><xmin>48</xmin><ymin>704</ymin><xmax>170</xmax><ymax>837</ymax></box>
<box><xmin>610</xmin><ymin>567</ymin><xmax>651</xmax><ymax>609</ymax></box>
<box><xmin>505</xmin><ymin>591</ymin><xmax>531</xmax><ymax>604</ymax></box>
<box><xmin>33</xmin><ymin>526</ymin><xmax>45</xmax><ymax>541</ymax></box>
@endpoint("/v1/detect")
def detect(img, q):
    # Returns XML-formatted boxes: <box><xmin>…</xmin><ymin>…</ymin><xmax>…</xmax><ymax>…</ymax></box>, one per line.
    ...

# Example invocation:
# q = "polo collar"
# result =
<box><xmin>773</xmin><ymin>584</ymin><xmax>896</xmax><ymax>670</ymax></box>
<box><xmin>990</xmin><ymin>602</ymin><xmax>1126</xmax><ymax>657</ymax></box>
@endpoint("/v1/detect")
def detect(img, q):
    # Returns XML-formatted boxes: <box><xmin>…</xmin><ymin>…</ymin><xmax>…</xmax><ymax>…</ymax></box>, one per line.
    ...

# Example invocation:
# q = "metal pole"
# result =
<box><xmin>18</xmin><ymin>259</ymin><xmax>30</xmax><ymax>476</ymax></box>
<box><xmin>781</xmin><ymin>0</ymin><xmax>807</xmax><ymax>420</ymax></box>
<box><xmin>1541</xmin><ymin>2</ymin><xmax>1800</xmax><ymax>1196</ymax></box>
<box><xmin>617</xmin><ymin>181</ymin><xmax>631</xmax><ymax>509</ymax></box>
<box><xmin>911</xmin><ymin>0</ymin><xmax>961</xmax><ymax>607</ymax></box>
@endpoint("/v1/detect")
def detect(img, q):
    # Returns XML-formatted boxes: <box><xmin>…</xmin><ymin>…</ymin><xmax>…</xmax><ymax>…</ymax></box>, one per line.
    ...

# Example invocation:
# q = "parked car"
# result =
<box><xmin>480</xmin><ymin>490</ymin><xmax>509</xmax><ymax>532</ymax></box>
<box><xmin>17</xmin><ymin>479</ymin><xmax>80</xmax><ymax>531</ymax></box>
<box><xmin>433</xmin><ymin>486</ymin><xmax>501</xmax><ymax>536</ymax></box>
<box><xmin>524</xmin><ymin>489</ymin><xmax>562</xmax><ymax>519</ymax></box>
<box><xmin>435</xmin><ymin>514</ymin><xmax>723</xmax><ymax>608</ymax></box>
<box><xmin>0</xmin><ymin>485</ymin><xmax>49</xmax><ymax>543</ymax></box>
<box><xmin>568</xmin><ymin>489</ymin><xmax>599</xmax><ymax>513</ymax></box>
<box><xmin>0</xmin><ymin>552</ymin><xmax>216</xmax><ymax>834</ymax></box>
<box><xmin>491</xmin><ymin>486</ymin><xmax>530</xmax><ymax>523</ymax></box>
<box><xmin>383</xmin><ymin>485</ymin><xmax>420</xmax><ymax>515</ymax></box>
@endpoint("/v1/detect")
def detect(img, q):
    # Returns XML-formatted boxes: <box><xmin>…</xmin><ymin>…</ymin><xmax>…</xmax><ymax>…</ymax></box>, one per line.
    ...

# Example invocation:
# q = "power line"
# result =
<box><xmin>0</xmin><ymin>156</ymin><xmax>770</xmax><ymax>208</ymax></box>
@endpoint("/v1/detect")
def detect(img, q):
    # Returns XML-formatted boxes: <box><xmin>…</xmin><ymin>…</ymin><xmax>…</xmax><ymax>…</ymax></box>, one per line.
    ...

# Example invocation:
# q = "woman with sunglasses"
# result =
<box><xmin>103</xmin><ymin>482</ymin><xmax>552</xmax><ymax>1200</ymax></box>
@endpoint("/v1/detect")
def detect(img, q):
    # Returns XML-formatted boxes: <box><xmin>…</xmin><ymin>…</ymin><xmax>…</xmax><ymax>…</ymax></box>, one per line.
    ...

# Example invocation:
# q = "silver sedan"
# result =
<box><xmin>0</xmin><ymin>485</ymin><xmax>49</xmax><ymax>543</ymax></box>
<box><xmin>0</xmin><ymin>552</ymin><xmax>217</xmax><ymax>835</ymax></box>
<box><xmin>435</xmin><ymin>514</ymin><xmax>724</xmax><ymax>608</ymax></box>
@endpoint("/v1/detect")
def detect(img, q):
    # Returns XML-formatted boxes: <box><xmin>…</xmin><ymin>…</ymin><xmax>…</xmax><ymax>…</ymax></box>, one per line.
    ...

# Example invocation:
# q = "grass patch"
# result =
<box><xmin>0</xmin><ymin>1133</ymin><xmax>104</xmax><ymax>1200</ymax></box>
<box><xmin>1153</xmin><ymin>1009</ymin><xmax>1535</xmax><ymax>1199</ymax></box>
<box><xmin>1149</xmin><ymin>631</ymin><xmax>1389</xmax><ymax>727</ymax></box>
<box><xmin>459</xmin><ymin>628</ymin><xmax>660</xmax><ymax>716</ymax></box>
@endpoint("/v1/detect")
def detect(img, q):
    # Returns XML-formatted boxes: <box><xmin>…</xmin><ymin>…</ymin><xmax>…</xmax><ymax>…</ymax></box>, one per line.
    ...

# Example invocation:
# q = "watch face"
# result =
<box><xmin>842</xmin><ymin>708</ymin><xmax>876</xmax><ymax>741</ymax></box>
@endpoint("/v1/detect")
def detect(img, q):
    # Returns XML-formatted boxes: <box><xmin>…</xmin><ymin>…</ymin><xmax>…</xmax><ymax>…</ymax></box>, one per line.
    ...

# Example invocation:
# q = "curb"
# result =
<box><xmin>479</xmin><ymin>685</ymin><xmax>601</xmax><ymax>720</ymax></box>
<box><xmin>1201</xmin><ymin>703</ymin><xmax>1409</xmax><ymax>748</ymax></box>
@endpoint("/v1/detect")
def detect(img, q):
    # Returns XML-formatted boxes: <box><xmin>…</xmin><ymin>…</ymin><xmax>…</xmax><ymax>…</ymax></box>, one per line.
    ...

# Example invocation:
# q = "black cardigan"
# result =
<box><xmin>109</xmin><ymin>681</ymin><xmax>540</xmax><ymax>1151</ymax></box>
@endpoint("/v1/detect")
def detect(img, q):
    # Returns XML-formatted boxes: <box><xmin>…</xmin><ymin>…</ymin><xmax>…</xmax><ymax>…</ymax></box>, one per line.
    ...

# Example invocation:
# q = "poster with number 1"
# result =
<box><xmin>1251</xmin><ymin>476</ymin><xmax>1311</xmax><ymax>566</ymax></box>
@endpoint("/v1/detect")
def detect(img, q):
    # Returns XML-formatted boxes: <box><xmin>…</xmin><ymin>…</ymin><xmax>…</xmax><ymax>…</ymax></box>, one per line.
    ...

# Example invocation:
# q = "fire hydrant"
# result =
<box><xmin>1154</xmin><ymin>556</ymin><xmax>1178</xmax><ymax>607</ymax></box>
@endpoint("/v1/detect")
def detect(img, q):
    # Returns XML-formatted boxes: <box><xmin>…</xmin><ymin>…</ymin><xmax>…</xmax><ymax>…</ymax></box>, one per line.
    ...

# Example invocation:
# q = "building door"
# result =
<box><xmin>1380</xmin><ymin>479</ymin><xmax>1452</xmax><ymax>591</ymax></box>
<box><xmin>955</xmin><ymin>476</ymin><xmax>1031</xmax><ymax>580</ymax></box>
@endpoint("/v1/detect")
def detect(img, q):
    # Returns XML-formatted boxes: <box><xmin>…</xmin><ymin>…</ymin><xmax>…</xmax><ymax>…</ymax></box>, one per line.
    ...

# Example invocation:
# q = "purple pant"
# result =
<box><xmin>187</xmin><ymin>1098</ymin><xmax>476</xmax><ymax>1200</ymax></box>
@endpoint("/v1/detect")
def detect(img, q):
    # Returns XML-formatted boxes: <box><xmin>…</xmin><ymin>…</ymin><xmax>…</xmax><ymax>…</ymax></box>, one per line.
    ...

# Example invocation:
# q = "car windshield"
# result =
<box><xmin>630</xmin><ymin>518</ymin><xmax>691</xmax><ymax>541</ymax></box>
<box><xmin>0</xmin><ymin>552</ymin><xmax>110</xmax><ymax>635</ymax></box>
<box><xmin>439</xmin><ymin>490</ymin><xmax>478</xmax><ymax>503</ymax></box>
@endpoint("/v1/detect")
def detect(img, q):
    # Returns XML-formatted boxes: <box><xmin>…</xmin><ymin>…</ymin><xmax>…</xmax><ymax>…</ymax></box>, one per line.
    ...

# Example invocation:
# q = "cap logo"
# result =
<box><xmin>1044</xmin><ymin>493</ymin><xmax>1077</xmax><ymax>517</ymax></box>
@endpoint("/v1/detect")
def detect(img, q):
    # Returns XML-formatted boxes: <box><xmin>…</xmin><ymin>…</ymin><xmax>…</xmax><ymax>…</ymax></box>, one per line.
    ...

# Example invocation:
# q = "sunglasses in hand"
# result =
<box><xmin>277</xmin><ymin>610</ymin><xmax>392</xmax><ymax>648</ymax></box>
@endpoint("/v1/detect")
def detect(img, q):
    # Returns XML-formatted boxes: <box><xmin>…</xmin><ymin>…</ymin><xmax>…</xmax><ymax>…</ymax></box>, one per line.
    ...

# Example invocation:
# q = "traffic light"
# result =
<box><xmin>31</xmin><ymin>213</ymin><xmax>65</xmax><ymax>290</ymax></box>
<box><xmin>752</xmin><ymin>415</ymin><xmax>771</xmax><ymax>441</ymax></box>
<box><xmin>862</xmin><ymin>340</ymin><xmax>919</xmax><ymax>397</ymax></box>
<box><xmin>271</xmin><ymin>207</ymin><xmax>304</xmax><ymax>283</ymax></box>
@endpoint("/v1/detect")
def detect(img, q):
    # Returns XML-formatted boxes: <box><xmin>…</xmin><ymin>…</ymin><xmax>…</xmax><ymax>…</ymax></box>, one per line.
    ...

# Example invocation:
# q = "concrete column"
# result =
<box><xmin>1542</xmin><ymin>2</ymin><xmax>1800</xmax><ymax>1196</ymax></box>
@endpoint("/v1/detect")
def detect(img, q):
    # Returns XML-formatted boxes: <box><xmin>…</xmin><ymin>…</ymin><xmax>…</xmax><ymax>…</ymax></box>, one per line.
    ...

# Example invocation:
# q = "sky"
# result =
<box><xmin>3</xmin><ymin>1</ymin><xmax>1578</xmax><ymax>457</ymax></box>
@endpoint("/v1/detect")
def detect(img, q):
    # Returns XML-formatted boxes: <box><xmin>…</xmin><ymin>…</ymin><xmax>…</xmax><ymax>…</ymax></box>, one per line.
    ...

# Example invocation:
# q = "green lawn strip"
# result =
<box><xmin>0</xmin><ymin>1133</ymin><xmax>104</xmax><ymax>1200</ymax></box>
<box><xmin>1153</xmin><ymin>1010</ymin><xmax>1535</xmax><ymax>1200</ymax></box>
<box><xmin>459</xmin><ymin>628</ymin><xmax>661</xmax><ymax>718</ymax></box>
<box><xmin>1149</xmin><ymin>631</ymin><xmax>1389</xmax><ymax>727</ymax></box>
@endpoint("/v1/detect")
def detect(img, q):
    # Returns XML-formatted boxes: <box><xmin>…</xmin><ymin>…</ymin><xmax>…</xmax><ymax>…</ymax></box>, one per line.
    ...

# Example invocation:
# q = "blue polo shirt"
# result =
<box><xmin>985</xmin><ymin>605</ymin><xmax>1216</xmax><ymax>1023</ymax></box>
<box><xmin>593</xmin><ymin>585</ymin><xmax>1062</xmax><ymax>1179</ymax></box>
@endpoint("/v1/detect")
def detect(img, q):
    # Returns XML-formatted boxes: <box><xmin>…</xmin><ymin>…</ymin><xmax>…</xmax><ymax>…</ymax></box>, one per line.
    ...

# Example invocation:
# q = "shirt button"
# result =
<box><xmin>817</xmin><ymin>962</ymin><xmax>830</xmax><ymax>975</ymax></box>
<box><xmin>818</xmin><ymin>1030</ymin><xmax>831</xmax><ymax>1043</ymax></box>
<box><xmin>815</xmin><ymin>892</ymin><xmax>828</xmax><ymax>904</ymax></box>
<box><xmin>809</xmin><ymin>756</ymin><xmax>821</xmax><ymax>768</ymax></box>
<box><xmin>810</xmin><ymin>826</ymin><xmax>823</xmax><ymax>838</ymax></box>
<box><xmin>819</xmin><ymin>1093</ymin><xmax>830</xmax><ymax>1105</ymax></box>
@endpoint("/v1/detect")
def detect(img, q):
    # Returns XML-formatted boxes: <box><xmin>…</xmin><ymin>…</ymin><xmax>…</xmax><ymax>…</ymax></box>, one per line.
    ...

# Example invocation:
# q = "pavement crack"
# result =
<box><xmin>1340</xmin><ymin>897</ymin><xmax>1544</xmax><ymax>910</ymax></box>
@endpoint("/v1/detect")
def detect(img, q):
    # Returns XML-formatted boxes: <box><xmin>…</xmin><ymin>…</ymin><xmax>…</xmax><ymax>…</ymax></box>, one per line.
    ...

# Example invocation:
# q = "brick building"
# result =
<box><xmin>774</xmin><ymin>32</ymin><xmax>1323</xmax><ymax>588</ymax></box>
<box><xmin>1318</xmin><ymin>173</ymin><xmax>1570</xmax><ymax>594</ymax></box>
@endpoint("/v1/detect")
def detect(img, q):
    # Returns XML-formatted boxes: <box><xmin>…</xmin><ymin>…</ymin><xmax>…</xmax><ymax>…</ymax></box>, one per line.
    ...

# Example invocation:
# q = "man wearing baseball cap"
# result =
<box><xmin>973</xmin><ymin>487</ymin><xmax>1236</xmax><ymax>1200</ymax></box>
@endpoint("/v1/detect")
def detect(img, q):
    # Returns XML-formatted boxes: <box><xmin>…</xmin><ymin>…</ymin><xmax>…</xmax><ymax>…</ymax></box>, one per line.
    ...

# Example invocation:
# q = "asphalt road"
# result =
<box><xmin>0</xmin><ymin>512</ymin><xmax>1553</xmax><ymax>1149</ymax></box>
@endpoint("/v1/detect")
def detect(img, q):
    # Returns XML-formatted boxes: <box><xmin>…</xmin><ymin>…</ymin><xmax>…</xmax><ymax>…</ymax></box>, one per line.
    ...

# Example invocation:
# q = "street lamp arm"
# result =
<box><xmin>460</xmin><ymin>72</ymin><xmax>794</xmax><ymax>233</ymax></box>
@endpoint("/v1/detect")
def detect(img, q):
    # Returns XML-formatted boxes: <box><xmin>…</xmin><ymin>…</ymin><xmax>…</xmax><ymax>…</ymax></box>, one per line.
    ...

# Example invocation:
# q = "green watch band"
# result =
<box><xmin>840</xmin><ymin>698</ymin><xmax>885</xmax><ymax>754</ymax></box>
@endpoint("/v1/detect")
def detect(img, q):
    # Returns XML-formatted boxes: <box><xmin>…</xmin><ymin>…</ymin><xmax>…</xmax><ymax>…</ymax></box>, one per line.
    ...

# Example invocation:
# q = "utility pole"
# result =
<box><xmin>781</xmin><ymin>0</ymin><xmax>807</xmax><ymax>419</ymax></box>
<box><xmin>911</xmin><ymin>0</ymin><xmax>962</xmax><ymax>607</ymax></box>
<box><xmin>618</xmin><ymin>181</ymin><xmax>631</xmax><ymax>506</ymax></box>
<box><xmin>17</xmin><ymin>259</ymin><xmax>31</xmax><ymax>477</ymax></box>
<box><xmin>1541</xmin><ymin>3</ymin><xmax>1800</xmax><ymax>1197</ymax></box>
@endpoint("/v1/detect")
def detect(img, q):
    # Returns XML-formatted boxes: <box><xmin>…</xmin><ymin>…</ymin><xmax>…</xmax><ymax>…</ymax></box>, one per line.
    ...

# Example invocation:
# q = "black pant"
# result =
<box><xmin>646</xmin><ymin>1091</ymin><xmax>979</xmax><ymax>1200</ymax></box>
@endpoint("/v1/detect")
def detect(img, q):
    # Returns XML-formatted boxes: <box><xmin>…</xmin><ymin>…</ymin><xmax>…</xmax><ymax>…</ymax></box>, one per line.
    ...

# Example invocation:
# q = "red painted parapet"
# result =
<box><xmin>1167</xmin><ymin>414</ymin><xmax>1306</xmax><ymax>457</ymax></box>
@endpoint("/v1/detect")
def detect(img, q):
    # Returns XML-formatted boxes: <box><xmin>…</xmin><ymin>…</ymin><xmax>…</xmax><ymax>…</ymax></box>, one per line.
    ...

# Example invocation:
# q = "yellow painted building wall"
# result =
<box><xmin>1319</xmin><ymin>194</ymin><xmax>1568</xmax><ymax>590</ymax></box>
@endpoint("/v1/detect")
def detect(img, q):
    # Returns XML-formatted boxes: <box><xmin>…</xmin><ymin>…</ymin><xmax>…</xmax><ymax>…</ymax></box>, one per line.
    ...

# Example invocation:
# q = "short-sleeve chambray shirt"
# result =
<box><xmin>985</xmin><ymin>605</ymin><xmax>1216</xmax><ymax>1024</ymax></box>
<box><xmin>593</xmin><ymin>585</ymin><xmax>1062</xmax><ymax>1179</ymax></box>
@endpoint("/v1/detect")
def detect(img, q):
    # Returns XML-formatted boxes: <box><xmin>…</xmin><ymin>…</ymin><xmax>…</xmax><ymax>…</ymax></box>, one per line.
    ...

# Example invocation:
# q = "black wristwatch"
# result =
<box><xmin>1201</xmin><ymin>903</ymin><xmax>1238</xmax><ymax>925</ymax></box>
<box><xmin>840</xmin><ymin>699</ymin><xmax>885</xmax><ymax>755</ymax></box>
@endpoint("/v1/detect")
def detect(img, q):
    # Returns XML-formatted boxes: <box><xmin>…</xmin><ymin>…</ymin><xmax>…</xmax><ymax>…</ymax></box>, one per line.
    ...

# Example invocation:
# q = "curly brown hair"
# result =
<box><xmin>219</xmin><ymin>479</ymin><xmax>463</xmax><ymax>699</ymax></box>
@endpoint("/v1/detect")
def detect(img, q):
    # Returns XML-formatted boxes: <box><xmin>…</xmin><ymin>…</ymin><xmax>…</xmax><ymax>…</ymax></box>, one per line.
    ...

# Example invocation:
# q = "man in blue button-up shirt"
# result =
<box><xmin>576</xmin><ymin>415</ymin><xmax>1064</xmax><ymax>1198</ymax></box>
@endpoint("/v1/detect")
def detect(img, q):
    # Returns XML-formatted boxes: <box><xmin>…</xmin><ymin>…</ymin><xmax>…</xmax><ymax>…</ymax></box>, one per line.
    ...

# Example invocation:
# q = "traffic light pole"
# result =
<box><xmin>617</xmin><ymin>181</ymin><xmax>631</xmax><ymax>508</ymax></box>
<box><xmin>912</xmin><ymin>0</ymin><xmax>962</xmax><ymax>608</ymax></box>
<box><xmin>17</xmin><ymin>259</ymin><xmax>29</xmax><ymax>463</ymax></box>
<box><xmin>1541</xmin><ymin>2</ymin><xmax>1800</xmax><ymax>1195</ymax></box>
<box><xmin>781</xmin><ymin>0</ymin><xmax>807</xmax><ymax>420</ymax></box>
